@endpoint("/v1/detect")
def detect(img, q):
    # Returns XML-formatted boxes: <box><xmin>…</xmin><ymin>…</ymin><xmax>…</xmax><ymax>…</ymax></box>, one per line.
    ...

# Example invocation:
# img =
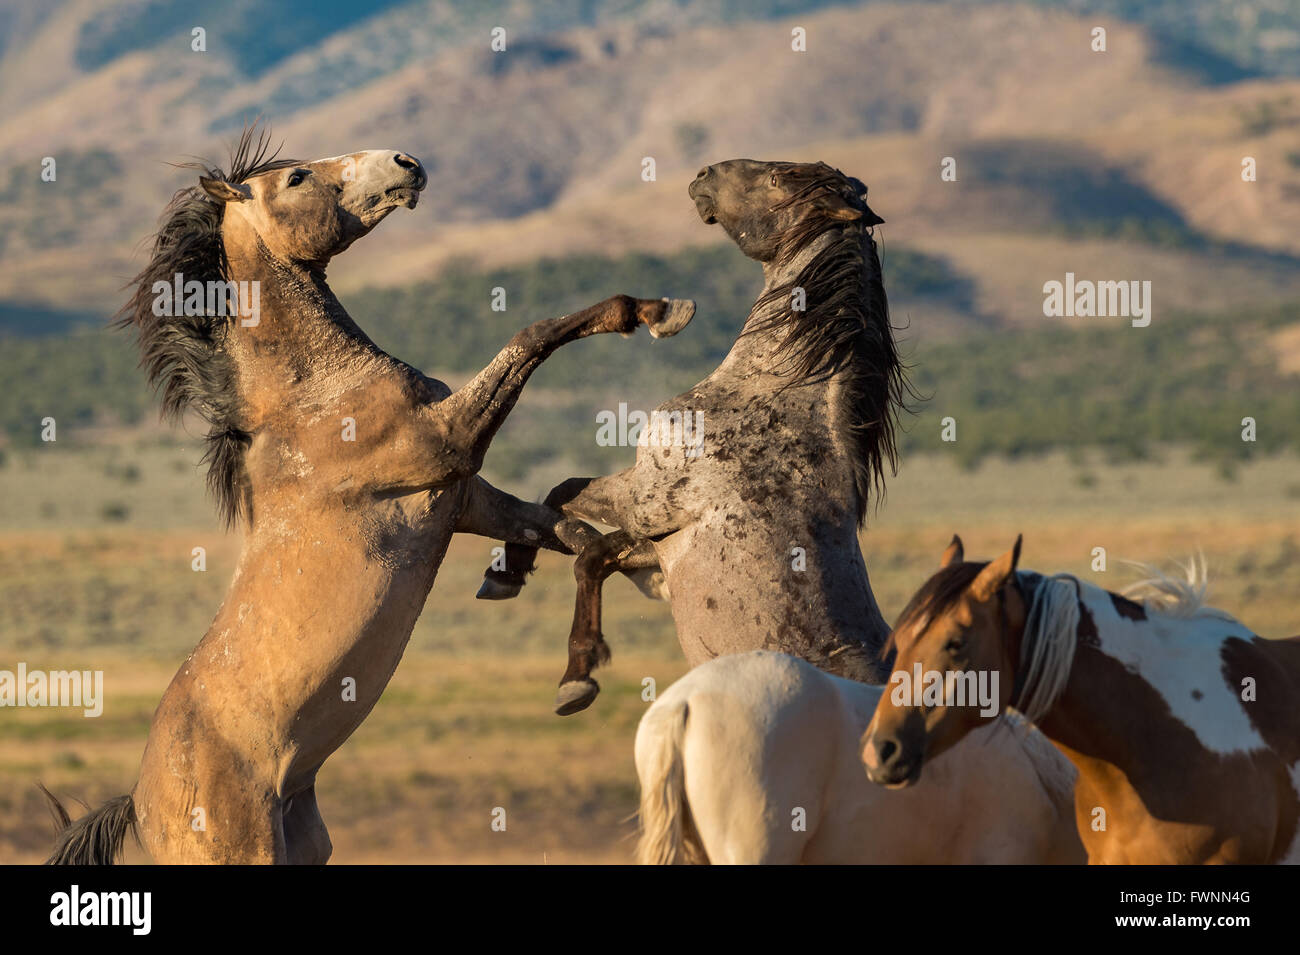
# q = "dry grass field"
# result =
<box><xmin>2</xmin><ymin>0</ymin><xmax>1296</xmax><ymax>870</ymax></box>
<box><xmin>1</xmin><ymin>438</ymin><xmax>1296</xmax><ymax>863</ymax></box>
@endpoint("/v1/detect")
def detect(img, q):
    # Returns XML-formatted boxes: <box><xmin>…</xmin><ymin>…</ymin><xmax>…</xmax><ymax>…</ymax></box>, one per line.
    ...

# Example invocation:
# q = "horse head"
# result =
<box><xmin>688</xmin><ymin>158</ymin><xmax>882</xmax><ymax>263</ymax></box>
<box><xmin>199</xmin><ymin>143</ymin><xmax>427</xmax><ymax>265</ymax></box>
<box><xmin>861</xmin><ymin>535</ymin><xmax>1024</xmax><ymax>787</ymax></box>
<box><xmin>116</xmin><ymin>126</ymin><xmax>428</xmax><ymax>526</ymax></box>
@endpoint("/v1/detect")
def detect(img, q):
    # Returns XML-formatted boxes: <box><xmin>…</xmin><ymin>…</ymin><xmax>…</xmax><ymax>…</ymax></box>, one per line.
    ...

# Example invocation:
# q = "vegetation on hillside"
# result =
<box><xmin>0</xmin><ymin>245</ymin><xmax>1294</xmax><ymax>477</ymax></box>
<box><xmin>905</xmin><ymin>303</ymin><xmax>1300</xmax><ymax>469</ymax></box>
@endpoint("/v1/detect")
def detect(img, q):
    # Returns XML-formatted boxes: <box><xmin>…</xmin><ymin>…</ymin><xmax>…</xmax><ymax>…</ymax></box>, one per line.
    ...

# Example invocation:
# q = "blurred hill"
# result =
<box><xmin>1</xmin><ymin>0</ymin><xmax>1298</xmax><ymax>472</ymax></box>
<box><xmin>2</xmin><ymin>0</ymin><xmax>1300</xmax><ymax>323</ymax></box>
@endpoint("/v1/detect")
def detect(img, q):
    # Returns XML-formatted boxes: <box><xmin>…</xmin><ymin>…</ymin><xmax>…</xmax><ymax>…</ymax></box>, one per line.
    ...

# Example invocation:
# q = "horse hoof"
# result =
<box><xmin>476</xmin><ymin>577</ymin><xmax>521</xmax><ymax>600</ymax></box>
<box><xmin>647</xmin><ymin>298</ymin><xmax>696</xmax><ymax>339</ymax></box>
<box><xmin>555</xmin><ymin>679</ymin><xmax>599</xmax><ymax>716</ymax></box>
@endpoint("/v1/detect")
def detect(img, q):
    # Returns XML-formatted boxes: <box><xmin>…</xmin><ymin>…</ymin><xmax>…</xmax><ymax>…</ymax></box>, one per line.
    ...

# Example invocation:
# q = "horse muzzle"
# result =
<box><xmin>688</xmin><ymin>169</ymin><xmax>718</xmax><ymax>223</ymax></box>
<box><xmin>862</xmin><ymin>730</ymin><xmax>922</xmax><ymax>788</ymax></box>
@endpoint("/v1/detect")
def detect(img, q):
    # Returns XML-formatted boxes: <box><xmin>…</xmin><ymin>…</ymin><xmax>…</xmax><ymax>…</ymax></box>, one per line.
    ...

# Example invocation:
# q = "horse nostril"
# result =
<box><xmin>393</xmin><ymin>153</ymin><xmax>419</xmax><ymax>171</ymax></box>
<box><xmin>878</xmin><ymin>739</ymin><xmax>897</xmax><ymax>764</ymax></box>
<box><xmin>695</xmin><ymin>167</ymin><xmax>709</xmax><ymax>181</ymax></box>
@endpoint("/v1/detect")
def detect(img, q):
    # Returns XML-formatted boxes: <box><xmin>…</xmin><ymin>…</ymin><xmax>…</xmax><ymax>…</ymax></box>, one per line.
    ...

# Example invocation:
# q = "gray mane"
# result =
<box><xmin>746</xmin><ymin>163</ymin><xmax>914</xmax><ymax>524</ymax></box>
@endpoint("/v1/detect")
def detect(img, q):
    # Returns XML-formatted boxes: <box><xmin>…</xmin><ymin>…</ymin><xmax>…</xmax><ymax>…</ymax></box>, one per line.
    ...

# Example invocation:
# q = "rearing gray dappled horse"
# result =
<box><xmin>480</xmin><ymin>159</ymin><xmax>913</xmax><ymax>713</ymax></box>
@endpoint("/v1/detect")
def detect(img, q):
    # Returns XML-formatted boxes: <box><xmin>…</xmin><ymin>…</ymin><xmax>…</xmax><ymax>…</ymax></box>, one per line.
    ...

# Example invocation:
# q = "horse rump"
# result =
<box><xmin>633</xmin><ymin>700</ymin><xmax>708</xmax><ymax>865</ymax></box>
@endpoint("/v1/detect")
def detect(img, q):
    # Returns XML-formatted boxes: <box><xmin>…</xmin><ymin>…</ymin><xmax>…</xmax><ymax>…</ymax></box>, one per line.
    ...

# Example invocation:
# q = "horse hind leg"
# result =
<box><xmin>135</xmin><ymin>782</ymin><xmax>285</xmax><ymax>864</ymax></box>
<box><xmin>133</xmin><ymin>724</ymin><xmax>288</xmax><ymax>863</ymax></box>
<box><xmin>556</xmin><ymin>531</ymin><xmax>655</xmax><ymax>715</ymax></box>
<box><xmin>282</xmin><ymin>784</ymin><xmax>332</xmax><ymax>865</ymax></box>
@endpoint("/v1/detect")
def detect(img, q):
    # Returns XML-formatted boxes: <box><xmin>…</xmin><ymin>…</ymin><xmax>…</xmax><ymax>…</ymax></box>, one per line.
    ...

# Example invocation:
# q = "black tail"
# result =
<box><xmin>39</xmin><ymin>783</ymin><xmax>138</xmax><ymax>865</ymax></box>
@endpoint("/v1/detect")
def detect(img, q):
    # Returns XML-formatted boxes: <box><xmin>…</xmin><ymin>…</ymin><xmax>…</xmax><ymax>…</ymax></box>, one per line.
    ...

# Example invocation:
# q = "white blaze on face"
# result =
<box><xmin>1082</xmin><ymin>585</ymin><xmax>1266</xmax><ymax>756</ymax></box>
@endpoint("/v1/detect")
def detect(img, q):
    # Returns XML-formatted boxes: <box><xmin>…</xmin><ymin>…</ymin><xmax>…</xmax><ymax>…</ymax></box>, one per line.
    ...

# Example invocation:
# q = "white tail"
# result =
<box><xmin>634</xmin><ymin>700</ymin><xmax>708</xmax><ymax>864</ymax></box>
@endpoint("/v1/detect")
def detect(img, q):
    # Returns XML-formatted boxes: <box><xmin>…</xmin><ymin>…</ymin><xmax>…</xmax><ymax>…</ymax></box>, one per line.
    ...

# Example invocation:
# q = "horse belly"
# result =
<box><xmin>276</xmin><ymin>540</ymin><xmax>455</xmax><ymax>781</ymax></box>
<box><xmin>171</xmin><ymin>496</ymin><xmax>458</xmax><ymax>791</ymax></box>
<box><xmin>656</xmin><ymin>523</ymin><xmax>867</xmax><ymax>669</ymax></box>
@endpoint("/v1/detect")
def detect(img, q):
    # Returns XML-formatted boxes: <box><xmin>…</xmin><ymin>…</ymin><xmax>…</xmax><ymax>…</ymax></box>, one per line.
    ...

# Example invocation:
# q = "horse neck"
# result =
<box><xmin>1022</xmin><ymin>577</ymin><xmax>1232</xmax><ymax>771</ymax></box>
<box><xmin>222</xmin><ymin>234</ymin><xmax>388</xmax><ymax>420</ymax></box>
<box><xmin>1002</xmin><ymin>577</ymin><xmax>1117</xmax><ymax>783</ymax></box>
<box><xmin>710</xmin><ymin>229</ymin><xmax>893</xmax><ymax>664</ymax></box>
<box><xmin>715</xmin><ymin>231</ymin><xmax>841</xmax><ymax>381</ymax></box>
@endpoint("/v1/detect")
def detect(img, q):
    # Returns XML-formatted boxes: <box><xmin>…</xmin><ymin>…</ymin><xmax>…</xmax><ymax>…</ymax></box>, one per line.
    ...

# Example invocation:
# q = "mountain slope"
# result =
<box><xmin>0</xmin><ymin>0</ymin><xmax>1297</xmax><ymax>330</ymax></box>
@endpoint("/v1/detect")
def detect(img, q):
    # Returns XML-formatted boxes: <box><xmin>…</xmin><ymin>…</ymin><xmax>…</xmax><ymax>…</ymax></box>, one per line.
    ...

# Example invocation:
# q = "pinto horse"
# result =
<box><xmin>862</xmin><ymin>535</ymin><xmax>1300</xmax><ymax>864</ymax></box>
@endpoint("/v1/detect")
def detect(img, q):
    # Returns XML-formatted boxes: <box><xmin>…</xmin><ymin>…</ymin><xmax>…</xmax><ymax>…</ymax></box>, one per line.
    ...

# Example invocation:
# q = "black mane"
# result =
<box><xmin>115</xmin><ymin>124</ymin><xmax>299</xmax><ymax>527</ymax></box>
<box><xmin>747</xmin><ymin>162</ymin><xmax>914</xmax><ymax>525</ymax></box>
<box><xmin>887</xmin><ymin>560</ymin><xmax>990</xmax><ymax>656</ymax></box>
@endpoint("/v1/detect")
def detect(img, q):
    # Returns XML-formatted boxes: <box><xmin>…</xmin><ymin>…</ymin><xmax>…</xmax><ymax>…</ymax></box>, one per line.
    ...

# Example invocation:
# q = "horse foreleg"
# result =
<box><xmin>458</xmin><ymin>476</ymin><xmax>601</xmax><ymax>560</ymax></box>
<box><xmin>282</xmin><ymin>784</ymin><xmax>332</xmax><ymax>865</ymax></box>
<box><xmin>430</xmin><ymin>297</ymin><xmax>693</xmax><ymax>483</ymax></box>
<box><xmin>556</xmin><ymin>530</ymin><xmax>656</xmax><ymax>715</ymax></box>
<box><xmin>477</xmin><ymin>477</ymin><xmax>598</xmax><ymax>599</ymax></box>
<box><xmin>477</xmin><ymin>470</ymin><xmax>675</xmax><ymax>600</ymax></box>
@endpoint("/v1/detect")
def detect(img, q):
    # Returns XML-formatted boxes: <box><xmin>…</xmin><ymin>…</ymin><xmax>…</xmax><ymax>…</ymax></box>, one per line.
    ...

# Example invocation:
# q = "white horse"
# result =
<box><xmin>634</xmin><ymin>650</ymin><xmax>1085</xmax><ymax>864</ymax></box>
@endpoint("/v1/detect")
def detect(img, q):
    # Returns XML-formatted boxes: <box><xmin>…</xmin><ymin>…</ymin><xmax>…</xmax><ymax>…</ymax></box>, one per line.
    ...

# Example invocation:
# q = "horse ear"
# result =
<box><xmin>825</xmin><ymin>204</ymin><xmax>864</xmax><ymax>221</ymax></box>
<box><xmin>824</xmin><ymin>200</ymin><xmax>884</xmax><ymax>224</ymax></box>
<box><xmin>970</xmin><ymin>535</ymin><xmax>1023</xmax><ymax>601</ymax></box>
<box><xmin>940</xmin><ymin>535</ymin><xmax>964</xmax><ymax>568</ymax></box>
<box><xmin>847</xmin><ymin>177</ymin><xmax>885</xmax><ymax>225</ymax></box>
<box><xmin>199</xmin><ymin>177</ymin><xmax>251</xmax><ymax>203</ymax></box>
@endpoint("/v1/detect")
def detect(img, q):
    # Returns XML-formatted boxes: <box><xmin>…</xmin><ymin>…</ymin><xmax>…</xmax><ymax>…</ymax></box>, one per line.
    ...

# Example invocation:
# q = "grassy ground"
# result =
<box><xmin>0</xmin><ymin>439</ymin><xmax>1296</xmax><ymax>863</ymax></box>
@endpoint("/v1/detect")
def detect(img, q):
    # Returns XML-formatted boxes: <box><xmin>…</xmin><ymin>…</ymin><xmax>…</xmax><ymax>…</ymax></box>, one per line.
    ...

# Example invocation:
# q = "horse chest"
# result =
<box><xmin>358</xmin><ymin>485</ymin><xmax>460</xmax><ymax>561</ymax></box>
<box><xmin>1065</xmin><ymin>744</ymin><xmax>1290</xmax><ymax>863</ymax></box>
<box><xmin>633</xmin><ymin>401</ymin><xmax>841</xmax><ymax>513</ymax></box>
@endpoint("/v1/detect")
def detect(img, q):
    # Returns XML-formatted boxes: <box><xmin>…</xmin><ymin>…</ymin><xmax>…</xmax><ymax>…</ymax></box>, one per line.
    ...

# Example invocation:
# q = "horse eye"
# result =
<box><xmin>287</xmin><ymin>171</ymin><xmax>305</xmax><ymax>187</ymax></box>
<box><xmin>944</xmin><ymin>639</ymin><xmax>964</xmax><ymax>654</ymax></box>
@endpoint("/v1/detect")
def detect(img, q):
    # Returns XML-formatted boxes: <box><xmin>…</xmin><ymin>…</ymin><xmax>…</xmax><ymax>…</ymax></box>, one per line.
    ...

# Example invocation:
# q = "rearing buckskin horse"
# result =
<box><xmin>40</xmin><ymin>127</ymin><xmax>693</xmax><ymax>864</ymax></box>
<box><xmin>862</xmin><ymin>536</ymin><xmax>1300</xmax><ymax>864</ymax></box>
<box><xmin>480</xmin><ymin>159</ymin><xmax>910</xmax><ymax>713</ymax></box>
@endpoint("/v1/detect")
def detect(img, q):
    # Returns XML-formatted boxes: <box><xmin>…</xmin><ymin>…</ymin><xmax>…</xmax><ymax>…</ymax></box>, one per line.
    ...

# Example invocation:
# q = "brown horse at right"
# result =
<box><xmin>862</xmin><ymin>534</ymin><xmax>1300</xmax><ymax>864</ymax></box>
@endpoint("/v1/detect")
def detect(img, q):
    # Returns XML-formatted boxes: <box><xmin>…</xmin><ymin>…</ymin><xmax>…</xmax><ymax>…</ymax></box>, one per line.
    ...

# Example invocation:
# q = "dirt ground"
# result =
<box><xmin>2</xmin><ymin>446</ymin><xmax>1296</xmax><ymax>863</ymax></box>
